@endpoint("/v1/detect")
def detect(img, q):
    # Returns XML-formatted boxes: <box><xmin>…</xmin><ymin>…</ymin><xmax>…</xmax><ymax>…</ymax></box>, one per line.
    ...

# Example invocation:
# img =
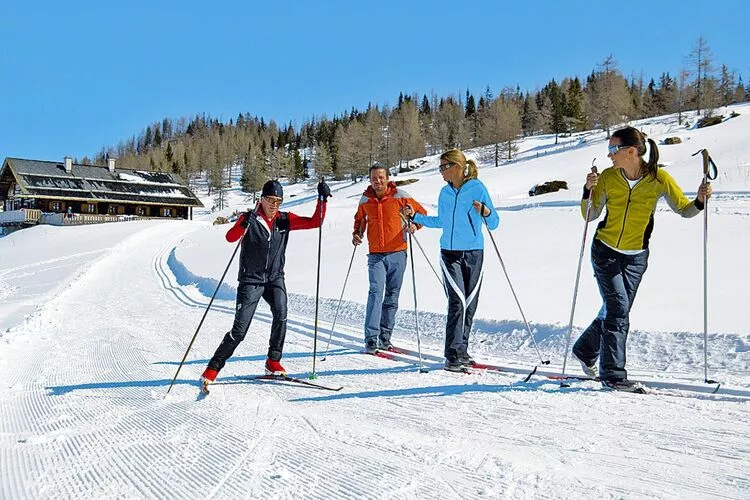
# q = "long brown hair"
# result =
<box><xmin>611</xmin><ymin>126</ymin><xmax>659</xmax><ymax>180</ymax></box>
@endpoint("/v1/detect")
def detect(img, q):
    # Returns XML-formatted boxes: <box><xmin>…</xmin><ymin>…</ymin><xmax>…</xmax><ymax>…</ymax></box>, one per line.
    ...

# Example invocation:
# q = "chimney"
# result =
<box><xmin>107</xmin><ymin>158</ymin><xmax>116</xmax><ymax>172</ymax></box>
<box><xmin>64</xmin><ymin>157</ymin><xmax>73</xmax><ymax>174</ymax></box>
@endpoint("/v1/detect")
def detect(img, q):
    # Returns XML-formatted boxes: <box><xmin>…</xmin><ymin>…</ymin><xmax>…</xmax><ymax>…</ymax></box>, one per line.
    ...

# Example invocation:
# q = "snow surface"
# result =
<box><xmin>1</xmin><ymin>105</ymin><xmax>749</xmax><ymax>499</ymax></box>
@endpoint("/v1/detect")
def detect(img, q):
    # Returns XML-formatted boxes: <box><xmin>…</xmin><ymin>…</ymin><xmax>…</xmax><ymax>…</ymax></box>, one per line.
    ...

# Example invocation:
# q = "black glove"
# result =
<box><xmin>240</xmin><ymin>210</ymin><xmax>252</xmax><ymax>228</ymax></box>
<box><xmin>317</xmin><ymin>180</ymin><xmax>332</xmax><ymax>202</ymax></box>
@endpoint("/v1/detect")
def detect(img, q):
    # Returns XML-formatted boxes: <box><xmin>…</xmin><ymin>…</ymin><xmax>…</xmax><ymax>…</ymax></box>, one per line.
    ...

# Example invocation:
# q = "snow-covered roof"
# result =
<box><xmin>0</xmin><ymin>158</ymin><xmax>204</xmax><ymax>207</ymax></box>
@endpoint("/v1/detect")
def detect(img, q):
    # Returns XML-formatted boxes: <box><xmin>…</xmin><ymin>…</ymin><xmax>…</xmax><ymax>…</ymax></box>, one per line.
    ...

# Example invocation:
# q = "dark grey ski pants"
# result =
<box><xmin>208</xmin><ymin>278</ymin><xmax>288</xmax><ymax>372</ymax></box>
<box><xmin>573</xmin><ymin>239</ymin><xmax>648</xmax><ymax>381</ymax></box>
<box><xmin>440</xmin><ymin>249</ymin><xmax>484</xmax><ymax>360</ymax></box>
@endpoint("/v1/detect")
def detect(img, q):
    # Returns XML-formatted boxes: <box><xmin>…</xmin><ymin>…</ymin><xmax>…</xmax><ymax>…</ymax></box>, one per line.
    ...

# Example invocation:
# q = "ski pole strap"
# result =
<box><xmin>692</xmin><ymin>149</ymin><xmax>719</xmax><ymax>180</ymax></box>
<box><xmin>706</xmin><ymin>155</ymin><xmax>718</xmax><ymax>180</ymax></box>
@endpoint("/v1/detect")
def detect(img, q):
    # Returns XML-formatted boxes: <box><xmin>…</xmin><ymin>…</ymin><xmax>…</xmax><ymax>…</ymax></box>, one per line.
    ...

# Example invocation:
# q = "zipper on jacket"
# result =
<box><xmin>263</xmin><ymin>218</ymin><xmax>273</xmax><ymax>282</ymax></box>
<box><xmin>615</xmin><ymin>172</ymin><xmax>645</xmax><ymax>248</ymax></box>
<box><xmin>377</xmin><ymin>200</ymin><xmax>385</xmax><ymax>250</ymax></box>
<box><xmin>450</xmin><ymin>186</ymin><xmax>461</xmax><ymax>248</ymax></box>
<box><xmin>616</xmin><ymin>190</ymin><xmax>632</xmax><ymax>247</ymax></box>
<box><xmin>467</xmin><ymin>209</ymin><xmax>476</xmax><ymax>237</ymax></box>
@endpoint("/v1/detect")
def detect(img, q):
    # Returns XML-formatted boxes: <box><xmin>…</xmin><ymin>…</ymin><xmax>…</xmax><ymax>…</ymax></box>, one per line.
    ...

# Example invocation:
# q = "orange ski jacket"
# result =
<box><xmin>353</xmin><ymin>182</ymin><xmax>426</xmax><ymax>253</ymax></box>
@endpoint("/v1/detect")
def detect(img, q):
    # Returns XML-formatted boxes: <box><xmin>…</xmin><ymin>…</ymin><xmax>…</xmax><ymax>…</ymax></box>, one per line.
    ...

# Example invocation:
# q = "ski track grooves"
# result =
<box><xmin>152</xmin><ymin>239</ymin><xmax>750</xmax><ymax>498</ymax></box>
<box><xmin>2</xmin><ymin>222</ymin><xmax>748</xmax><ymax>498</ymax></box>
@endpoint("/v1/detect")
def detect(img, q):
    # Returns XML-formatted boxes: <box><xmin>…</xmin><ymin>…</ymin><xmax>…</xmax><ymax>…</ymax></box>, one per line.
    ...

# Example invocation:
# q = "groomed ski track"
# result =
<box><xmin>1</xmin><ymin>222</ymin><xmax>749</xmax><ymax>499</ymax></box>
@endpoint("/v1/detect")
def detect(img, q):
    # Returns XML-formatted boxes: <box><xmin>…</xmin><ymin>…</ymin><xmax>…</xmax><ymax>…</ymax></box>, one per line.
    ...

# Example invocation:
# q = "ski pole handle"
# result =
<box><xmin>586</xmin><ymin>159</ymin><xmax>598</xmax><ymax>197</ymax></box>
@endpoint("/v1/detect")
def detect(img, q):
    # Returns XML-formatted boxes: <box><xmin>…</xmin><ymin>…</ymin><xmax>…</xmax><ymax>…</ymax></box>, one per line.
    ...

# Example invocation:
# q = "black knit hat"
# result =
<box><xmin>261</xmin><ymin>180</ymin><xmax>283</xmax><ymax>198</ymax></box>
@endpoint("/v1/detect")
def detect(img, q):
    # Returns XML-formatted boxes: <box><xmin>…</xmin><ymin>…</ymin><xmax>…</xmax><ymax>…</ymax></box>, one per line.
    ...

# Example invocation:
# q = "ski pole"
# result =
<box><xmin>311</xmin><ymin>178</ymin><xmax>326</xmax><ymax>380</ymax></box>
<box><xmin>166</xmin><ymin>221</ymin><xmax>248</xmax><ymax>395</ymax></box>
<box><xmin>560</xmin><ymin>159</ymin><xmax>598</xmax><ymax>387</ymax></box>
<box><xmin>410</xmin><ymin>230</ymin><xmax>443</xmax><ymax>286</ymax></box>
<box><xmin>321</xmin><ymin>228</ymin><xmax>363</xmax><ymax>362</ymax></box>
<box><xmin>692</xmin><ymin>149</ymin><xmax>719</xmax><ymax>385</ymax></box>
<box><xmin>480</xmin><ymin>203</ymin><xmax>550</xmax><ymax>374</ymax></box>
<box><xmin>408</xmin><ymin>227</ymin><xmax>428</xmax><ymax>373</ymax></box>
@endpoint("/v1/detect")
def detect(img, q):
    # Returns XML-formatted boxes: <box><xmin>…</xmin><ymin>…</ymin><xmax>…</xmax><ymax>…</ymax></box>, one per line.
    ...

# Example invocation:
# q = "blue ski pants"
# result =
<box><xmin>573</xmin><ymin>239</ymin><xmax>648</xmax><ymax>381</ymax></box>
<box><xmin>364</xmin><ymin>251</ymin><xmax>407</xmax><ymax>344</ymax></box>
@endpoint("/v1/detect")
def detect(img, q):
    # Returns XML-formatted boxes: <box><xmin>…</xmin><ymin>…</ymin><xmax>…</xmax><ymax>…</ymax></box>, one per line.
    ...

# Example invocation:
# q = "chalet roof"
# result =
<box><xmin>1</xmin><ymin>158</ymin><xmax>204</xmax><ymax>207</ymax></box>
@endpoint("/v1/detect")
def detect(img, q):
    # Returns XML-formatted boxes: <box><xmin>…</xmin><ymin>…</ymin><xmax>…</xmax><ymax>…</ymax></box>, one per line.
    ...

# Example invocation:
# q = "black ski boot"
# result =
<box><xmin>601</xmin><ymin>378</ymin><xmax>647</xmax><ymax>393</ymax></box>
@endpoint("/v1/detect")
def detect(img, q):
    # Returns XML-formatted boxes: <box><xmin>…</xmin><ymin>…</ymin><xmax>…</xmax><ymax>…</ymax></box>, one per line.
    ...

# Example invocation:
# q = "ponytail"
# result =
<box><xmin>465</xmin><ymin>159</ymin><xmax>479</xmax><ymax>180</ymax></box>
<box><xmin>643</xmin><ymin>138</ymin><xmax>659</xmax><ymax>180</ymax></box>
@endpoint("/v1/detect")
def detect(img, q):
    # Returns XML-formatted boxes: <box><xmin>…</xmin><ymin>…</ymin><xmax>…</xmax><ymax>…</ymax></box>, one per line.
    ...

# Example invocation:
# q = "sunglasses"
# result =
<box><xmin>439</xmin><ymin>162</ymin><xmax>455</xmax><ymax>172</ymax></box>
<box><xmin>608</xmin><ymin>144</ymin><xmax>631</xmax><ymax>155</ymax></box>
<box><xmin>263</xmin><ymin>196</ymin><xmax>283</xmax><ymax>206</ymax></box>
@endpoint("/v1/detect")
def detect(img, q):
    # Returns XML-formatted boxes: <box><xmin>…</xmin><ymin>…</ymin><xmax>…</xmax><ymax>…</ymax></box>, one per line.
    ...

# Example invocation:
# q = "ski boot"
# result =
<box><xmin>265</xmin><ymin>358</ymin><xmax>287</xmax><ymax>376</ymax></box>
<box><xmin>200</xmin><ymin>368</ymin><xmax>218</xmax><ymax>394</ymax></box>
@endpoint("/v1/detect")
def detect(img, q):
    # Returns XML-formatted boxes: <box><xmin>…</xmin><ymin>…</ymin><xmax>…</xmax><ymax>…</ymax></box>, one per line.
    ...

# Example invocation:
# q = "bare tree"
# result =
<box><xmin>478</xmin><ymin>94</ymin><xmax>521</xmax><ymax>166</ymax></box>
<box><xmin>313</xmin><ymin>141</ymin><xmax>333</xmax><ymax>178</ymax></box>
<box><xmin>587</xmin><ymin>55</ymin><xmax>632</xmax><ymax>138</ymax></box>
<box><xmin>363</xmin><ymin>105</ymin><xmax>386</xmax><ymax>167</ymax></box>
<box><xmin>335</xmin><ymin>120</ymin><xmax>369</xmax><ymax>181</ymax></box>
<box><xmin>388</xmin><ymin>99</ymin><xmax>425</xmax><ymax>171</ymax></box>
<box><xmin>686</xmin><ymin>36</ymin><xmax>715</xmax><ymax>116</ymax></box>
<box><xmin>677</xmin><ymin>67</ymin><xmax>692</xmax><ymax>125</ymax></box>
<box><xmin>432</xmin><ymin>96</ymin><xmax>469</xmax><ymax>150</ymax></box>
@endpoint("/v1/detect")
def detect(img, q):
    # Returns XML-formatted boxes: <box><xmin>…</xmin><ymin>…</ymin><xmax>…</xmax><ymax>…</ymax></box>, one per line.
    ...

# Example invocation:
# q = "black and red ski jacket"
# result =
<box><xmin>226</xmin><ymin>200</ymin><xmax>326</xmax><ymax>284</ymax></box>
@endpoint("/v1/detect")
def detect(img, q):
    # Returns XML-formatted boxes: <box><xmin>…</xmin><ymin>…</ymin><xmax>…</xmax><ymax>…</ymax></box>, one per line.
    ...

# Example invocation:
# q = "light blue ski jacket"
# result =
<box><xmin>413</xmin><ymin>179</ymin><xmax>499</xmax><ymax>251</ymax></box>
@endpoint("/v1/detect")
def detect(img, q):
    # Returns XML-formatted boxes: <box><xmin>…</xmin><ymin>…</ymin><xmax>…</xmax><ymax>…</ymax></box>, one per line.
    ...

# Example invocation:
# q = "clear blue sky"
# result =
<box><xmin>1</xmin><ymin>0</ymin><xmax>747</xmax><ymax>161</ymax></box>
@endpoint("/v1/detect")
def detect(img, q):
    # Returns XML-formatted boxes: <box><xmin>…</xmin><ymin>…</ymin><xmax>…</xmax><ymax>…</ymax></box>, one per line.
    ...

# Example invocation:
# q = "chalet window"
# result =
<box><xmin>108</xmin><ymin>205</ymin><xmax>118</xmax><ymax>214</ymax></box>
<box><xmin>51</xmin><ymin>202</ymin><xmax>62</xmax><ymax>211</ymax></box>
<box><xmin>163</xmin><ymin>208</ymin><xmax>172</xmax><ymax>217</ymax></box>
<box><xmin>86</xmin><ymin>204</ymin><xmax>96</xmax><ymax>213</ymax></box>
<box><xmin>136</xmin><ymin>206</ymin><xmax>146</xmax><ymax>216</ymax></box>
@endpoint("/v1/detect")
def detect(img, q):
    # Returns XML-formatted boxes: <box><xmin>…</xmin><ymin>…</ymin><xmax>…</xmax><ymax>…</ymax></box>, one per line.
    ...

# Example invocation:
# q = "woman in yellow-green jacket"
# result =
<box><xmin>572</xmin><ymin>126</ymin><xmax>712</xmax><ymax>391</ymax></box>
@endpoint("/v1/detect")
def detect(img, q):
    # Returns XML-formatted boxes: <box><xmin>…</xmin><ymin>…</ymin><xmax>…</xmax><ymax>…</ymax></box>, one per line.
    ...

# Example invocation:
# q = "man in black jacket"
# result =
<box><xmin>201</xmin><ymin>179</ymin><xmax>331</xmax><ymax>391</ymax></box>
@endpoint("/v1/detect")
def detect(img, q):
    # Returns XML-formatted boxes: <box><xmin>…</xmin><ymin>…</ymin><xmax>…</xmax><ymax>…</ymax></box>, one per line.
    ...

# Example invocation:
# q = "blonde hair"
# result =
<box><xmin>440</xmin><ymin>148</ymin><xmax>478</xmax><ymax>180</ymax></box>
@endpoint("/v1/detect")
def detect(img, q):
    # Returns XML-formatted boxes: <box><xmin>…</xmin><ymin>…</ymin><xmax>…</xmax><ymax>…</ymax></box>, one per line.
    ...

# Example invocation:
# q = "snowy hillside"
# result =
<box><xmin>1</xmin><ymin>106</ymin><xmax>749</xmax><ymax>499</ymax></box>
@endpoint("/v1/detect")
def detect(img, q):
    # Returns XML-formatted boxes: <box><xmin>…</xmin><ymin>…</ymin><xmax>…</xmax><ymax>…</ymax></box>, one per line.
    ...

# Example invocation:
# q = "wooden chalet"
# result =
<box><xmin>0</xmin><ymin>157</ymin><xmax>203</xmax><ymax>225</ymax></box>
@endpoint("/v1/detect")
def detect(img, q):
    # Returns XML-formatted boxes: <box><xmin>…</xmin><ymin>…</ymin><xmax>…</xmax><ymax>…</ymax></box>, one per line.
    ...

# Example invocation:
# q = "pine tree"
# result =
<box><xmin>165</xmin><ymin>142</ymin><xmax>174</xmax><ymax>165</ymax></box>
<box><xmin>565</xmin><ymin>78</ymin><xmax>586</xmax><ymax>132</ymax></box>
<box><xmin>144</xmin><ymin>126</ymin><xmax>153</xmax><ymax>151</ymax></box>
<box><xmin>654</xmin><ymin>73</ymin><xmax>675</xmax><ymax>115</ymax></box>
<box><xmin>420</xmin><ymin>95</ymin><xmax>431</xmax><ymax>116</ymax></box>
<box><xmin>735</xmin><ymin>76</ymin><xmax>746</xmax><ymax>104</ymax></box>
<box><xmin>521</xmin><ymin>93</ymin><xmax>542</xmax><ymax>136</ymax></box>
<box><xmin>290</xmin><ymin>149</ymin><xmax>303</xmax><ymax>183</ymax></box>
<box><xmin>719</xmin><ymin>65</ymin><xmax>736</xmax><ymax>106</ymax></box>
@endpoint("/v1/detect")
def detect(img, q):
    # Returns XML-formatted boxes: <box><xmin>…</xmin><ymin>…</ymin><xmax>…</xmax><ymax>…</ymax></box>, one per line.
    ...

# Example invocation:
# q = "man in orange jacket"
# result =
<box><xmin>353</xmin><ymin>165</ymin><xmax>426</xmax><ymax>353</ymax></box>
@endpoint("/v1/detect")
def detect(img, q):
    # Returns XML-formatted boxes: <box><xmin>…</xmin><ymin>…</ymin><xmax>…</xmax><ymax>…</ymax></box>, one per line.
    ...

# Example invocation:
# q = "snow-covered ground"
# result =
<box><xmin>1</xmin><ymin>105</ymin><xmax>749</xmax><ymax>499</ymax></box>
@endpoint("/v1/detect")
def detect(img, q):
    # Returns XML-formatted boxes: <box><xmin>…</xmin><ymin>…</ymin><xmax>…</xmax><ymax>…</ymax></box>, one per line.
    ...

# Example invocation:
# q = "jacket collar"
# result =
<box><xmin>364</xmin><ymin>181</ymin><xmax>397</xmax><ymax>200</ymax></box>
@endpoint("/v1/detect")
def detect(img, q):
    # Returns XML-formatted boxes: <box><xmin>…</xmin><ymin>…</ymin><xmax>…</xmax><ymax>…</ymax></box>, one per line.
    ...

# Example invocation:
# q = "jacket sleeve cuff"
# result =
<box><xmin>694</xmin><ymin>199</ymin><xmax>705</xmax><ymax>211</ymax></box>
<box><xmin>582</xmin><ymin>187</ymin><xmax>591</xmax><ymax>200</ymax></box>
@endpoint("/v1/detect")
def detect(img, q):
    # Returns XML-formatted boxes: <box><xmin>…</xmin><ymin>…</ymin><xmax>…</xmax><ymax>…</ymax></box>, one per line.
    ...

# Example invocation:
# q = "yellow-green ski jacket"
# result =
<box><xmin>582</xmin><ymin>167</ymin><xmax>703</xmax><ymax>251</ymax></box>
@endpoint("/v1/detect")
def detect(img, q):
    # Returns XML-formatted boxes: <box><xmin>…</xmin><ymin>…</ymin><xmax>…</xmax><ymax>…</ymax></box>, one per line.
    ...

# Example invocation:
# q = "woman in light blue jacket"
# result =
<box><xmin>403</xmin><ymin>149</ymin><xmax>499</xmax><ymax>371</ymax></box>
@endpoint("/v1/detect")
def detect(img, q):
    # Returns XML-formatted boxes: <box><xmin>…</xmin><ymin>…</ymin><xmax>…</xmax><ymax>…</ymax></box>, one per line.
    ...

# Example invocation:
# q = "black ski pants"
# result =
<box><xmin>207</xmin><ymin>278</ymin><xmax>288</xmax><ymax>372</ymax></box>
<box><xmin>440</xmin><ymin>249</ymin><xmax>484</xmax><ymax>361</ymax></box>
<box><xmin>573</xmin><ymin>239</ymin><xmax>648</xmax><ymax>381</ymax></box>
